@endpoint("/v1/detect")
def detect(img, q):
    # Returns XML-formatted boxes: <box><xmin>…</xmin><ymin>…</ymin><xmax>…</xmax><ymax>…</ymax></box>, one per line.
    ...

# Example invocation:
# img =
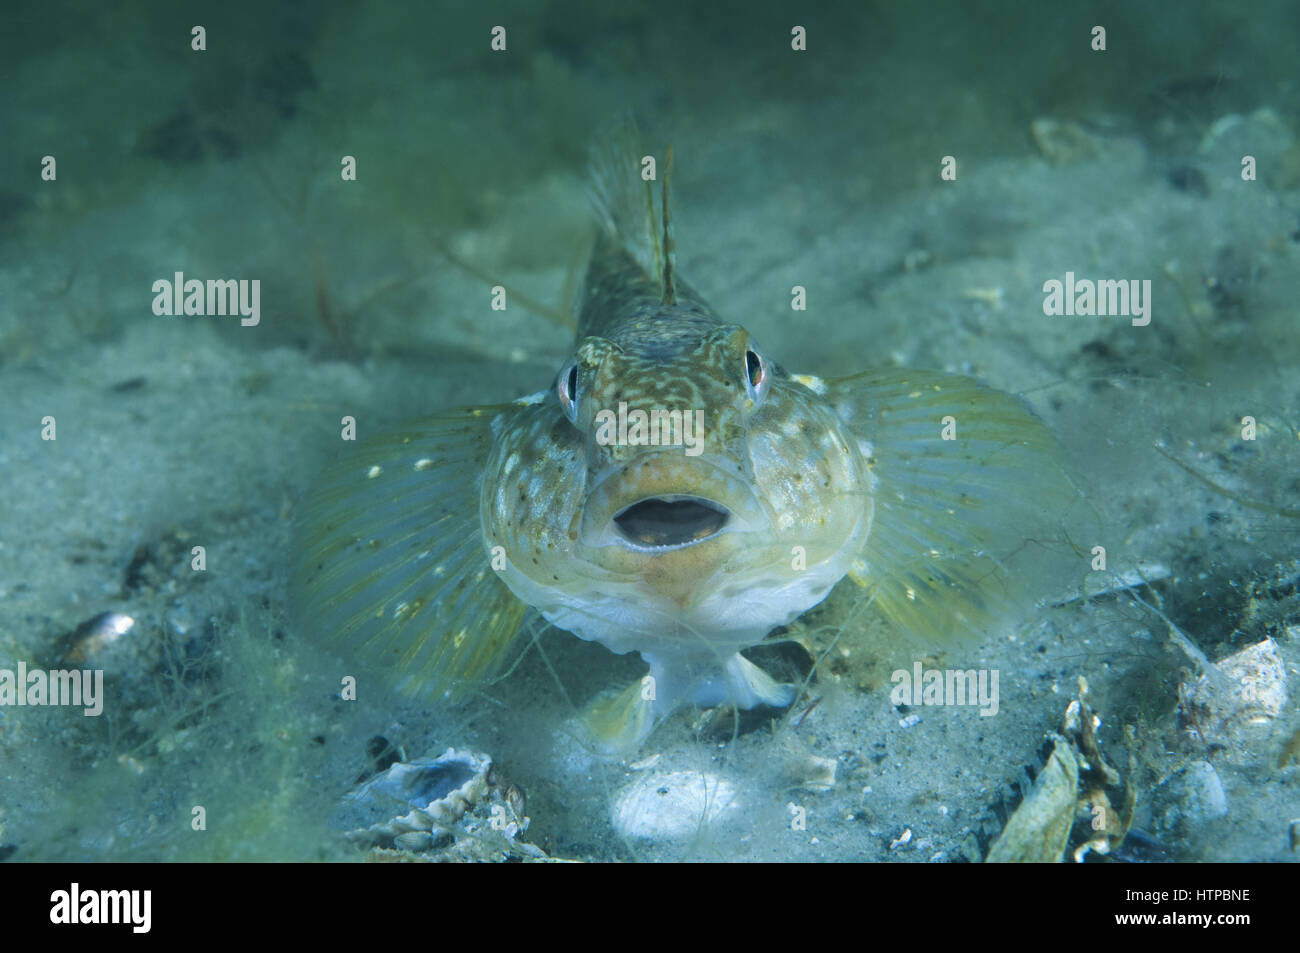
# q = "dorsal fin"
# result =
<box><xmin>586</xmin><ymin>115</ymin><xmax>673</xmax><ymax>301</ymax></box>
<box><xmin>660</xmin><ymin>143</ymin><xmax>676</xmax><ymax>305</ymax></box>
<box><xmin>641</xmin><ymin>148</ymin><xmax>664</xmax><ymax>292</ymax></box>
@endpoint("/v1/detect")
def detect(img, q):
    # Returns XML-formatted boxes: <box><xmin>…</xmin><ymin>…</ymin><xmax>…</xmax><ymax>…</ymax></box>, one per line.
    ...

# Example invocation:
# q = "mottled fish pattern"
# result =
<box><xmin>294</xmin><ymin>122</ymin><xmax>1076</xmax><ymax>751</ymax></box>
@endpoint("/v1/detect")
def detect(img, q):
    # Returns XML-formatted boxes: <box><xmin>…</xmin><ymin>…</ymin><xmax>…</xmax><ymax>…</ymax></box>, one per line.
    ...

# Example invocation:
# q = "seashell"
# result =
<box><xmin>1179</xmin><ymin>638</ymin><xmax>1288</xmax><ymax>764</ymax></box>
<box><xmin>611</xmin><ymin>769</ymin><xmax>740</xmax><ymax>841</ymax></box>
<box><xmin>339</xmin><ymin>748</ymin><xmax>490</xmax><ymax>846</ymax></box>
<box><xmin>55</xmin><ymin>612</ymin><xmax>137</xmax><ymax>666</ymax></box>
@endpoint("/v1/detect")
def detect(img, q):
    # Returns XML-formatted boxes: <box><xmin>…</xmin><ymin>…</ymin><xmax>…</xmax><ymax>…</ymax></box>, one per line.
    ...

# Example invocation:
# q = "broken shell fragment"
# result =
<box><xmin>784</xmin><ymin>753</ymin><xmax>838</xmax><ymax>792</ymax></box>
<box><xmin>334</xmin><ymin>748</ymin><xmax>546</xmax><ymax>861</ymax></box>
<box><xmin>984</xmin><ymin>737</ymin><xmax>1079</xmax><ymax>863</ymax></box>
<box><xmin>1179</xmin><ymin>638</ymin><xmax>1288</xmax><ymax>760</ymax></box>
<box><xmin>339</xmin><ymin>748</ymin><xmax>490</xmax><ymax>846</ymax></box>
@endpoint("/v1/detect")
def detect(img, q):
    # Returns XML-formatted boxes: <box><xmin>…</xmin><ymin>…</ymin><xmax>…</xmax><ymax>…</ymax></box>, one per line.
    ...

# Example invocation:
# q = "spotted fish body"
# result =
<box><xmin>295</xmin><ymin>124</ymin><xmax>1074</xmax><ymax>751</ymax></box>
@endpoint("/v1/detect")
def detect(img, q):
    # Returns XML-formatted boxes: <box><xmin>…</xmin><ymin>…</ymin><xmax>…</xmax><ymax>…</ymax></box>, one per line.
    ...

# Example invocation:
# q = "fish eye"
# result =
<box><xmin>744</xmin><ymin>348</ymin><xmax>769</xmax><ymax>402</ymax></box>
<box><xmin>557</xmin><ymin>360</ymin><xmax>580</xmax><ymax>423</ymax></box>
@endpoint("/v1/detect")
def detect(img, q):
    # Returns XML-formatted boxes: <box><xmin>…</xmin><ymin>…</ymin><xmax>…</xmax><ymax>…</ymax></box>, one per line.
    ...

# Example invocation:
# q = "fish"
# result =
<box><xmin>292</xmin><ymin>120</ymin><xmax>1078</xmax><ymax>753</ymax></box>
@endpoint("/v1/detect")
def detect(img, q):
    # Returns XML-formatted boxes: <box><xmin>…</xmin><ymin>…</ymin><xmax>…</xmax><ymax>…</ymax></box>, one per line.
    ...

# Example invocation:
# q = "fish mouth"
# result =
<box><xmin>612</xmin><ymin>495</ymin><xmax>731</xmax><ymax>550</ymax></box>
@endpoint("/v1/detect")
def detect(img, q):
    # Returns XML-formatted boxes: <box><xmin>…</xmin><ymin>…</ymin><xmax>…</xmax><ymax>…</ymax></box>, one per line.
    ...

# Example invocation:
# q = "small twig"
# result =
<box><xmin>791</xmin><ymin>696</ymin><xmax>822</xmax><ymax>730</ymax></box>
<box><xmin>1153</xmin><ymin>442</ymin><xmax>1300</xmax><ymax>519</ymax></box>
<box><xmin>1125</xmin><ymin>586</ymin><xmax>1225</xmax><ymax>691</ymax></box>
<box><xmin>426</xmin><ymin>231</ymin><xmax>576</xmax><ymax>331</ymax></box>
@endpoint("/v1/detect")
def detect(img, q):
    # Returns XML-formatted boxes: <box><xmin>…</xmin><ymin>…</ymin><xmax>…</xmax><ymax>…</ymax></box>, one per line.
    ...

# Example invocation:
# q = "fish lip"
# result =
<box><xmin>611</xmin><ymin>495</ymin><xmax>732</xmax><ymax>551</ymax></box>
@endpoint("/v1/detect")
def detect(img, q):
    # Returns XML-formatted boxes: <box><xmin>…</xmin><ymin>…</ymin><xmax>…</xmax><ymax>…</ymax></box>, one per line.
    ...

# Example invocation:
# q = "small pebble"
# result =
<box><xmin>1153</xmin><ymin>761</ymin><xmax>1228</xmax><ymax>837</ymax></box>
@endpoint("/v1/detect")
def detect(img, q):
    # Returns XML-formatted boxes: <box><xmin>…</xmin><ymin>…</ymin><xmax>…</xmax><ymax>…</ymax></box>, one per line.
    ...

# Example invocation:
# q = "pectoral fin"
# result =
<box><xmin>582</xmin><ymin>680</ymin><xmax>656</xmax><ymax>755</ymax></box>
<box><xmin>292</xmin><ymin>406</ymin><xmax>528</xmax><ymax>701</ymax></box>
<box><xmin>824</xmin><ymin>368</ymin><xmax>1084</xmax><ymax>640</ymax></box>
<box><xmin>581</xmin><ymin>653</ymin><xmax>795</xmax><ymax>756</ymax></box>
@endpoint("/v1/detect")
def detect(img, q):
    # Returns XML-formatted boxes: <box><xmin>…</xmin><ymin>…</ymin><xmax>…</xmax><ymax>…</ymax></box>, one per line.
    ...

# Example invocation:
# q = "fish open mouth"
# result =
<box><xmin>612</xmin><ymin>496</ymin><xmax>731</xmax><ymax>549</ymax></box>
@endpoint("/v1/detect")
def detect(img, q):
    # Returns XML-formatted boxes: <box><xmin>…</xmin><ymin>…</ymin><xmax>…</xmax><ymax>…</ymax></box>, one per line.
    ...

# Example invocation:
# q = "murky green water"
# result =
<box><xmin>1</xmin><ymin>0</ymin><xmax>1297</xmax><ymax>863</ymax></box>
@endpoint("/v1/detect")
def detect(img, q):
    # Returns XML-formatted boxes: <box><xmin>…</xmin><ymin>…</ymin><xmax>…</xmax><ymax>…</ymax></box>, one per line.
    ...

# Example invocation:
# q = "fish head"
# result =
<box><xmin>484</xmin><ymin>317</ymin><xmax>873</xmax><ymax>651</ymax></box>
<box><xmin>571</xmin><ymin>323</ymin><xmax>767</xmax><ymax>548</ymax></box>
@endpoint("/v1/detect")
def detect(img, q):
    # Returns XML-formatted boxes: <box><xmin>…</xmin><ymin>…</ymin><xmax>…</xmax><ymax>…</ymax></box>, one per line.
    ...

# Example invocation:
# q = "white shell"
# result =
<box><xmin>611</xmin><ymin>770</ymin><xmax>740</xmax><ymax>840</ymax></box>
